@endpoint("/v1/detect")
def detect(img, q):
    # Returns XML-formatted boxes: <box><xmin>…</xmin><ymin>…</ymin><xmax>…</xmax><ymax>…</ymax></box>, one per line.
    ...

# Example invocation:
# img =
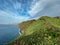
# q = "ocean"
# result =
<box><xmin>0</xmin><ymin>24</ymin><xmax>20</xmax><ymax>45</ymax></box>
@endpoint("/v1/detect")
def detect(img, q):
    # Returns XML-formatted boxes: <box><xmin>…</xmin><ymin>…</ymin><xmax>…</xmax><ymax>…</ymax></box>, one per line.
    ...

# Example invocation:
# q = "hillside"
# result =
<box><xmin>6</xmin><ymin>16</ymin><xmax>60</xmax><ymax>45</ymax></box>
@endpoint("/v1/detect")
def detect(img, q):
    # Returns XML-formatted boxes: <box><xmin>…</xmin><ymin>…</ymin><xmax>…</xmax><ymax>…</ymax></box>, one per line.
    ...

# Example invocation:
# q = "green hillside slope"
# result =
<box><xmin>6</xmin><ymin>16</ymin><xmax>60</xmax><ymax>45</ymax></box>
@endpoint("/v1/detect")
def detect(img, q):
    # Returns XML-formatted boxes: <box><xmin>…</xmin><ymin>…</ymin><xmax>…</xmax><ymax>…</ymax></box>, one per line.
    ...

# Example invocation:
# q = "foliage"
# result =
<box><xmin>6</xmin><ymin>16</ymin><xmax>60</xmax><ymax>45</ymax></box>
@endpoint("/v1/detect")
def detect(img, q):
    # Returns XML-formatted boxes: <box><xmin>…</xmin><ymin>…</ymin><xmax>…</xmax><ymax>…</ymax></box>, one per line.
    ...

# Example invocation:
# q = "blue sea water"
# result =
<box><xmin>0</xmin><ymin>24</ymin><xmax>20</xmax><ymax>45</ymax></box>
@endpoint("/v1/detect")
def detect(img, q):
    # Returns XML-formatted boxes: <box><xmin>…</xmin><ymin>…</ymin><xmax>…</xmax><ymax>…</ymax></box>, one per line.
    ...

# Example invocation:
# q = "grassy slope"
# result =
<box><xmin>6</xmin><ymin>16</ymin><xmax>60</xmax><ymax>45</ymax></box>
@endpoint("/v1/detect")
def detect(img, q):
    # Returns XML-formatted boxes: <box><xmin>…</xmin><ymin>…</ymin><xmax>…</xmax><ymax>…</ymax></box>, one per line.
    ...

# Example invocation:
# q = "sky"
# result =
<box><xmin>0</xmin><ymin>0</ymin><xmax>60</xmax><ymax>24</ymax></box>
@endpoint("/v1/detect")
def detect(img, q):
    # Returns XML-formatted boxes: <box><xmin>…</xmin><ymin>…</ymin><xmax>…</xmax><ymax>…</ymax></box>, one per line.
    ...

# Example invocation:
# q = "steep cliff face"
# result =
<box><xmin>7</xmin><ymin>16</ymin><xmax>60</xmax><ymax>45</ymax></box>
<box><xmin>18</xmin><ymin>20</ymin><xmax>36</xmax><ymax>33</ymax></box>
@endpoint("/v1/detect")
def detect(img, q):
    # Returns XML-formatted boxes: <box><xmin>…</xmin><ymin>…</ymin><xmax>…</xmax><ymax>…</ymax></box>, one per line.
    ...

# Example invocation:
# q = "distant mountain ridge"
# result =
<box><xmin>7</xmin><ymin>16</ymin><xmax>60</xmax><ymax>45</ymax></box>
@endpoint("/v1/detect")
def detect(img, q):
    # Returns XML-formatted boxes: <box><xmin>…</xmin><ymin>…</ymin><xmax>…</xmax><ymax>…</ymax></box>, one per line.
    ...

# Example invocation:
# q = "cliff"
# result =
<box><xmin>6</xmin><ymin>16</ymin><xmax>60</xmax><ymax>45</ymax></box>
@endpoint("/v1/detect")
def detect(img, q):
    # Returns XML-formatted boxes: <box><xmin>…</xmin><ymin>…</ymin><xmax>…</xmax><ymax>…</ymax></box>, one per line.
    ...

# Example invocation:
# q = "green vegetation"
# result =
<box><xmin>6</xmin><ymin>16</ymin><xmax>60</xmax><ymax>45</ymax></box>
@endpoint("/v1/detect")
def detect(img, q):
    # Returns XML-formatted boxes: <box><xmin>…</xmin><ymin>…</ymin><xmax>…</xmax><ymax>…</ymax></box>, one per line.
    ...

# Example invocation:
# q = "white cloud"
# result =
<box><xmin>0</xmin><ymin>0</ymin><xmax>60</xmax><ymax>24</ymax></box>
<box><xmin>28</xmin><ymin>0</ymin><xmax>50</xmax><ymax>16</ymax></box>
<box><xmin>0</xmin><ymin>10</ymin><xmax>30</xmax><ymax>24</ymax></box>
<box><xmin>28</xmin><ymin>0</ymin><xmax>60</xmax><ymax>17</ymax></box>
<box><xmin>0</xmin><ymin>0</ymin><xmax>31</xmax><ymax>24</ymax></box>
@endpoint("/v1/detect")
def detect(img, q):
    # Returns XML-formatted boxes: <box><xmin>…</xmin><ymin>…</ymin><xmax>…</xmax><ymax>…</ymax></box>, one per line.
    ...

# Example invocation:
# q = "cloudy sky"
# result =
<box><xmin>0</xmin><ymin>0</ymin><xmax>60</xmax><ymax>24</ymax></box>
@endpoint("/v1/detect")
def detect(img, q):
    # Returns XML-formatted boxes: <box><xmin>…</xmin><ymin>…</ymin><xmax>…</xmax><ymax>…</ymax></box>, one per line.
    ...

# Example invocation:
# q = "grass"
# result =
<box><xmin>6</xmin><ymin>16</ymin><xmax>60</xmax><ymax>45</ymax></box>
